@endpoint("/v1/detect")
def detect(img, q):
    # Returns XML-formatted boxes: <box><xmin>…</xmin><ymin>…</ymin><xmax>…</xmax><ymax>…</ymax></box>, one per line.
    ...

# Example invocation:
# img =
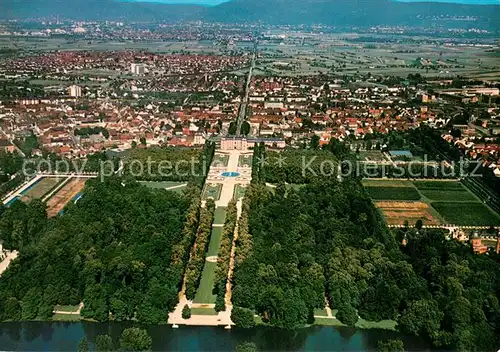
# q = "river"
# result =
<box><xmin>0</xmin><ymin>322</ymin><xmax>429</xmax><ymax>351</ymax></box>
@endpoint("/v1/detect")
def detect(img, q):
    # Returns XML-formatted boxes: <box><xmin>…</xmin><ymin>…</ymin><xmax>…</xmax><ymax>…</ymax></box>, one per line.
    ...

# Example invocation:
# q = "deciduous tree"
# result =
<box><xmin>119</xmin><ymin>328</ymin><xmax>152</xmax><ymax>352</ymax></box>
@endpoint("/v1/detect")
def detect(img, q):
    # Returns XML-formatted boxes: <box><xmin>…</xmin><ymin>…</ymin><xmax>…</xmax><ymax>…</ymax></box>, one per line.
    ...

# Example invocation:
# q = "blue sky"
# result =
<box><xmin>124</xmin><ymin>0</ymin><xmax>499</xmax><ymax>5</ymax></box>
<box><xmin>396</xmin><ymin>0</ymin><xmax>499</xmax><ymax>4</ymax></box>
<box><xmin>122</xmin><ymin>0</ymin><xmax>230</xmax><ymax>5</ymax></box>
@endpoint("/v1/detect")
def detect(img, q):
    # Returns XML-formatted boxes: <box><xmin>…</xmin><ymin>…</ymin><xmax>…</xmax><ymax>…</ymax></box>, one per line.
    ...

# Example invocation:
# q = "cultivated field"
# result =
<box><xmin>361</xmin><ymin>179</ymin><xmax>413</xmax><ymax>187</ymax></box>
<box><xmin>413</xmin><ymin>181</ymin><xmax>477</xmax><ymax>202</ymax></box>
<box><xmin>4</xmin><ymin>36</ymin><xmax>499</xmax><ymax>81</ymax></box>
<box><xmin>255</xmin><ymin>35</ymin><xmax>500</xmax><ymax>80</ymax></box>
<box><xmin>0</xmin><ymin>38</ymin><xmax>230</xmax><ymax>55</ymax></box>
<box><xmin>364</xmin><ymin>179</ymin><xmax>500</xmax><ymax>226</ymax></box>
<box><xmin>365</xmin><ymin>186</ymin><xmax>421</xmax><ymax>201</ymax></box>
<box><xmin>376</xmin><ymin>201</ymin><xmax>441</xmax><ymax>226</ymax></box>
<box><xmin>358</xmin><ymin>150</ymin><xmax>387</xmax><ymax>162</ymax></box>
<box><xmin>46</xmin><ymin>178</ymin><xmax>86</xmax><ymax>217</ymax></box>
<box><xmin>432</xmin><ymin>202</ymin><xmax>500</xmax><ymax>226</ymax></box>
<box><xmin>20</xmin><ymin>177</ymin><xmax>65</xmax><ymax>203</ymax></box>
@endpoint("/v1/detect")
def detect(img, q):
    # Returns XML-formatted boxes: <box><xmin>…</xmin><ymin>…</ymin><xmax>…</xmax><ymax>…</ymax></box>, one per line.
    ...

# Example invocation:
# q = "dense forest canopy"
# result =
<box><xmin>251</xmin><ymin>141</ymin><xmax>350</xmax><ymax>184</ymax></box>
<box><xmin>124</xmin><ymin>143</ymin><xmax>215</xmax><ymax>188</ymax></box>
<box><xmin>0</xmin><ymin>177</ymin><xmax>198</xmax><ymax>323</ymax></box>
<box><xmin>0</xmin><ymin>134</ymin><xmax>498</xmax><ymax>351</ymax></box>
<box><xmin>395</xmin><ymin>226</ymin><xmax>500</xmax><ymax>350</ymax></box>
<box><xmin>0</xmin><ymin>151</ymin><xmax>23</xmax><ymax>178</ymax></box>
<box><xmin>232</xmin><ymin>142</ymin><xmax>500</xmax><ymax>350</ymax></box>
<box><xmin>125</xmin><ymin>147</ymin><xmax>202</xmax><ymax>182</ymax></box>
<box><xmin>0</xmin><ymin>151</ymin><xmax>24</xmax><ymax>197</ymax></box>
<box><xmin>232</xmin><ymin>179</ymin><xmax>397</xmax><ymax>328</ymax></box>
<box><xmin>0</xmin><ymin>142</ymin><xmax>217</xmax><ymax>324</ymax></box>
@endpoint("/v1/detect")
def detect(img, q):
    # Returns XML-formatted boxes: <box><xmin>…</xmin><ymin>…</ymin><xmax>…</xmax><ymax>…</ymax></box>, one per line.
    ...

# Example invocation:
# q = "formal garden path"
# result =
<box><xmin>169</xmin><ymin>150</ymin><xmax>252</xmax><ymax>327</ymax></box>
<box><xmin>0</xmin><ymin>251</ymin><xmax>18</xmax><ymax>277</ymax></box>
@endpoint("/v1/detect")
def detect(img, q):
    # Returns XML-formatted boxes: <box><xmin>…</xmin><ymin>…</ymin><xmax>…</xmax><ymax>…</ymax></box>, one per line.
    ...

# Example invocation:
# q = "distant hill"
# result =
<box><xmin>2</xmin><ymin>0</ymin><xmax>206</xmax><ymax>22</ymax></box>
<box><xmin>2</xmin><ymin>0</ymin><xmax>499</xmax><ymax>30</ymax></box>
<box><xmin>204</xmin><ymin>0</ymin><xmax>499</xmax><ymax>29</ymax></box>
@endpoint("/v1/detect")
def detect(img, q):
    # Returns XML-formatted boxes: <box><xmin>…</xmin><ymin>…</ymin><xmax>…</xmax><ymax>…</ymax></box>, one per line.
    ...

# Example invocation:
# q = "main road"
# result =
<box><xmin>235</xmin><ymin>47</ymin><xmax>256</xmax><ymax>136</ymax></box>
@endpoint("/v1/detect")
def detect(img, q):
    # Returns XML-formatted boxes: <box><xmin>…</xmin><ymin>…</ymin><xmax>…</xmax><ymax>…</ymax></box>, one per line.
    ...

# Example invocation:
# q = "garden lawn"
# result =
<box><xmin>314</xmin><ymin>308</ymin><xmax>328</xmax><ymax>317</ymax></box>
<box><xmin>314</xmin><ymin>317</ymin><xmax>344</xmax><ymax>327</ymax></box>
<box><xmin>202</xmin><ymin>184</ymin><xmax>222</xmax><ymax>201</ymax></box>
<box><xmin>193</xmin><ymin>261</ymin><xmax>217</xmax><ymax>304</ymax></box>
<box><xmin>21</xmin><ymin>177</ymin><xmax>63</xmax><ymax>202</ymax></box>
<box><xmin>53</xmin><ymin>305</ymin><xmax>79</xmax><ymax>312</ymax></box>
<box><xmin>212</xmin><ymin>154</ymin><xmax>229</xmax><ymax>168</ymax></box>
<box><xmin>191</xmin><ymin>307</ymin><xmax>218</xmax><ymax>316</ymax></box>
<box><xmin>52</xmin><ymin>314</ymin><xmax>81</xmax><ymax>322</ymax></box>
<box><xmin>238</xmin><ymin>155</ymin><xmax>253</xmax><ymax>167</ymax></box>
<box><xmin>213</xmin><ymin>207</ymin><xmax>226</xmax><ymax>225</ymax></box>
<box><xmin>233</xmin><ymin>184</ymin><xmax>247</xmax><ymax>200</ymax></box>
<box><xmin>206</xmin><ymin>227</ymin><xmax>223</xmax><ymax>257</ymax></box>
<box><xmin>356</xmin><ymin>318</ymin><xmax>396</xmax><ymax>330</ymax></box>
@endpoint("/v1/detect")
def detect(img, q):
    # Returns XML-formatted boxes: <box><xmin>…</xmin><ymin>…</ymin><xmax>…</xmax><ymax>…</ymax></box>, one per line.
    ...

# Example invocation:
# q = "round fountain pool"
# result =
<box><xmin>221</xmin><ymin>171</ymin><xmax>240</xmax><ymax>177</ymax></box>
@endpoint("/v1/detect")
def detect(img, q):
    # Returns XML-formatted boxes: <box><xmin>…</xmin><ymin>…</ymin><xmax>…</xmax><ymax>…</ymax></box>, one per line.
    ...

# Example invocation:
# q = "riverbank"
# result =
<box><xmin>0</xmin><ymin>251</ymin><xmax>18</xmax><ymax>276</ymax></box>
<box><xmin>42</xmin><ymin>313</ymin><xmax>397</xmax><ymax>332</ymax></box>
<box><xmin>254</xmin><ymin>314</ymin><xmax>397</xmax><ymax>331</ymax></box>
<box><xmin>26</xmin><ymin>297</ymin><xmax>398</xmax><ymax>332</ymax></box>
<box><xmin>0</xmin><ymin>321</ymin><xmax>427</xmax><ymax>351</ymax></box>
